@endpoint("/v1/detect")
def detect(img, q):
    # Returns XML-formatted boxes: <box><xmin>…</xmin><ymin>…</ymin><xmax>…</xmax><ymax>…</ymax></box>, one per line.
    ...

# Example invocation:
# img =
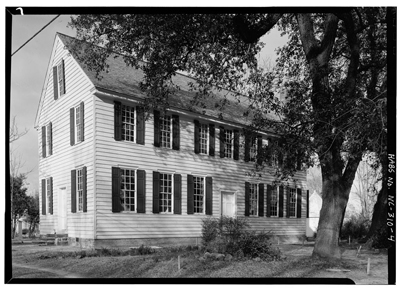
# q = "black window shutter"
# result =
<box><xmin>209</xmin><ymin>124</ymin><xmax>215</xmax><ymax>156</ymax></box>
<box><xmin>244</xmin><ymin>134</ymin><xmax>250</xmax><ymax>162</ymax></box>
<box><xmin>286</xmin><ymin>187</ymin><xmax>291</xmax><ymax>217</ymax></box>
<box><xmin>136</xmin><ymin>106</ymin><xmax>145</xmax><ymax>145</ymax></box>
<box><xmin>70</xmin><ymin>108</ymin><xmax>75</xmax><ymax>146</ymax></box>
<box><xmin>219</xmin><ymin>127</ymin><xmax>225</xmax><ymax>158</ymax></box>
<box><xmin>111</xmin><ymin>167</ymin><xmax>121</xmax><ymax>213</ymax></box>
<box><xmin>41</xmin><ymin>179</ymin><xmax>46</xmax><ymax>215</ymax></box>
<box><xmin>244</xmin><ymin>182</ymin><xmax>250</xmax><ymax>216</ymax></box>
<box><xmin>194</xmin><ymin>120</ymin><xmax>200</xmax><ymax>154</ymax></box>
<box><xmin>41</xmin><ymin>126</ymin><xmax>46</xmax><ymax>158</ymax></box>
<box><xmin>257</xmin><ymin>136</ymin><xmax>263</xmax><ymax>165</ymax></box>
<box><xmin>153</xmin><ymin>110</ymin><xmax>160</xmax><ymax>147</ymax></box>
<box><xmin>49</xmin><ymin>177</ymin><xmax>53</xmax><ymax>214</ymax></box>
<box><xmin>297</xmin><ymin>188</ymin><xmax>302</xmax><ymax>218</ymax></box>
<box><xmin>82</xmin><ymin>166</ymin><xmax>87</xmax><ymax>212</ymax></box>
<box><xmin>172</xmin><ymin>114</ymin><xmax>180</xmax><ymax>150</ymax></box>
<box><xmin>187</xmin><ymin>175</ymin><xmax>194</xmax><ymax>214</ymax></box>
<box><xmin>306</xmin><ymin>190</ymin><xmax>310</xmax><ymax>218</ymax></box>
<box><xmin>48</xmin><ymin>122</ymin><xmax>53</xmax><ymax>156</ymax></box>
<box><xmin>80</xmin><ymin>102</ymin><xmax>85</xmax><ymax>142</ymax></box>
<box><xmin>61</xmin><ymin>59</ymin><xmax>66</xmax><ymax>95</ymax></box>
<box><xmin>174</xmin><ymin>174</ymin><xmax>182</xmax><ymax>214</ymax></box>
<box><xmin>53</xmin><ymin>66</ymin><xmax>58</xmax><ymax>100</ymax></box>
<box><xmin>266</xmin><ymin>185</ymin><xmax>272</xmax><ymax>217</ymax></box>
<box><xmin>152</xmin><ymin>171</ymin><xmax>160</xmax><ymax>213</ymax></box>
<box><xmin>114</xmin><ymin>101</ymin><xmax>122</xmax><ymax>141</ymax></box>
<box><xmin>71</xmin><ymin>170</ymin><xmax>76</xmax><ymax>213</ymax></box>
<box><xmin>258</xmin><ymin>183</ymin><xmax>264</xmax><ymax>217</ymax></box>
<box><xmin>137</xmin><ymin>170</ymin><xmax>146</xmax><ymax>213</ymax></box>
<box><xmin>233</xmin><ymin>130</ymin><xmax>239</xmax><ymax>160</ymax></box>
<box><xmin>278</xmin><ymin>186</ymin><xmax>284</xmax><ymax>217</ymax></box>
<box><xmin>206</xmin><ymin>177</ymin><xmax>213</xmax><ymax>215</ymax></box>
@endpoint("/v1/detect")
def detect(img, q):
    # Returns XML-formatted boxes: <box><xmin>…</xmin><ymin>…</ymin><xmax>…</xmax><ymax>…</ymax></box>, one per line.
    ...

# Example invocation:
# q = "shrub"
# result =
<box><xmin>340</xmin><ymin>214</ymin><xmax>370</xmax><ymax>240</ymax></box>
<box><xmin>370</xmin><ymin>227</ymin><xmax>390</xmax><ymax>249</ymax></box>
<box><xmin>201</xmin><ymin>216</ymin><xmax>280</xmax><ymax>260</ymax></box>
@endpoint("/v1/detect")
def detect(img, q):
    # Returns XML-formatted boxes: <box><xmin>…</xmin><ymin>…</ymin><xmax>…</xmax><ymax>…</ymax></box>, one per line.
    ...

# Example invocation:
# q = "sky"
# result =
<box><xmin>8</xmin><ymin>13</ymin><xmax>289</xmax><ymax>196</ymax></box>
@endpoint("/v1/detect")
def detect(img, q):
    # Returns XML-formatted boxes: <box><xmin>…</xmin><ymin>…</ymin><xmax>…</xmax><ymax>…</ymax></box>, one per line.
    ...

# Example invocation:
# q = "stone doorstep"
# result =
<box><xmin>129</xmin><ymin>246</ymin><xmax>162</xmax><ymax>249</ymax></box>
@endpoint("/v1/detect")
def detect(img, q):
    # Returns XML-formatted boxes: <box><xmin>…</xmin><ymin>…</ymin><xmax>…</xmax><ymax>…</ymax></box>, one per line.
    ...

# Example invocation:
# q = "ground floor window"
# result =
<box><xmin>289</xmin><ymin>187</ymin><xmax>297</xmax><ymax>217</ymax></box>
<box><xmin>120</xmin><ymin>168</ymin><xmax>136</xmax><ymax>211</ymax></box>
<box><xmin>159</xmin><ymin>173</ymin><xmax>173</xmax><ymax>213</ymax></box>
<box><xmin>270</xmin><ymin>186</ymin><xmax>278</xmax><ymax>217</ymax></box>
<box><xmin>249</xmin><ymin>183</ymin><xmax>258</xmax><ymax>216</ymax></box>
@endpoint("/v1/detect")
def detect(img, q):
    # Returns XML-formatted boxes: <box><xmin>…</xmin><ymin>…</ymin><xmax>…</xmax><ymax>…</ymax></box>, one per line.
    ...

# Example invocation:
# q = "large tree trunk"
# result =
<box><xmin>366</xmin><ymin>158</ymin><xmax>387</xmax><ymax>240</ymax></box>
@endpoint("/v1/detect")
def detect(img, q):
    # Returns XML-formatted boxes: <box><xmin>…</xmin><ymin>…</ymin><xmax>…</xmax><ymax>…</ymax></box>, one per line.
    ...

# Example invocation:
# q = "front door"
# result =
<box><xmin>57</xmin><ymin>187</ymin><xmax>67</xmax><ymax>233</ymax></box>
<box><xmin>221</xmin><ymin>191</ymin><xmax>236</xmax><ymax>217</ymax></box>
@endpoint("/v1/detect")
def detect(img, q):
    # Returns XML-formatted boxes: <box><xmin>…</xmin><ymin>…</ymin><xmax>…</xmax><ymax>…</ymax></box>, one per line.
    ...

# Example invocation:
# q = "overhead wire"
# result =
<box><xmin>12</xmin><ymin>14</ymin><xmax>61</xmax><ymax>57</ymax></box>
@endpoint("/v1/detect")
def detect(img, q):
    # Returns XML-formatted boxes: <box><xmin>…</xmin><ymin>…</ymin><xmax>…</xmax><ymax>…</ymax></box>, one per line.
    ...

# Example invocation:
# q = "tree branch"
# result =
<box><xmin>233</xmin><ymin>14</ymin><xmax>282</xmax><ymax>44</ymax></box>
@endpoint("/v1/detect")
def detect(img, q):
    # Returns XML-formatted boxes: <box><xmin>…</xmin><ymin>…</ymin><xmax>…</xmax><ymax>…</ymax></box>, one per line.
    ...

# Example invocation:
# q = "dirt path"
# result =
<box><xmin>13</xmin><ymin>262</ymin><xmax>84</xmax><ymax>278</ymax></box>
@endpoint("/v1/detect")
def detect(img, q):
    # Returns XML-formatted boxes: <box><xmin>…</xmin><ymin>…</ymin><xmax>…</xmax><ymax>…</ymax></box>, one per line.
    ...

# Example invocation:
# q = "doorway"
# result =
<box><xmin>57</xmin><ymin>187</ymin><xmax>67</xmax><ymax>233</ymax></box>
<box><xmin>221</xmin><ymin>191</ymin><xmax>236</xmax><ymax>217</ymax></box>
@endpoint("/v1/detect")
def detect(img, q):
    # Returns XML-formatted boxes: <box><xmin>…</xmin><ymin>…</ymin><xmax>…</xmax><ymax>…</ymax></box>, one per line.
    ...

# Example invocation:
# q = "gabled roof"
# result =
<box><xmin>57</xmin><ymin>33</ymin><xmax>278</xmax><ymax>130</ymax></box>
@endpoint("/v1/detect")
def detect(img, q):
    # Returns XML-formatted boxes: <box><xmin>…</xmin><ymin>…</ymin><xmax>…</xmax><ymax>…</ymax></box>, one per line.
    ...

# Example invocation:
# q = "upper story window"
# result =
<box><xmin>153</xmin><ymin>110</ymin><xmax>180</xmax><ymax>150</ymax></box>
<box><xmin>288</xmin><ymin>188</ymin><xmax>297</xmax><ymax>217</ymax></box>
<box><xmin>249</xmin><ymin>137</ymin><xmax>257</xmax><ymax>162</ymax></box>
<box><xmin>224</xmin><ymin>129</ymin><xmax>234</xmax><ymax>158</ymax></box>
<box><xmin>160</xmin><ymin>116</ymin><xmax>172</xmax><ymax>148</ymax></box>
<box><xmin>114</xmin><ymin>101</ymin><xmax>145</xmax><ymax>145</ymax></box>
<box><xmin>41</xmin><ymin>122</ymin><xmax>53</xmax><ymax>158</ymax></box>
<box><xmin>70</xmin><ymin>102</ymin><xmax>84</xmax><ymax>146</ymax></box>
<box><xmin>53</xmin><ymin>59</ymin><xmax>66</xmax><ymax>100</ymax></box>
<box><xmin>121</xmin><ymin>105</ymin><xmax>135</xmax><ymax>142</ymax></box>
<box><xmin>194</xmin><ymin>121</ymin><xmax>215</xmax><ymax>156</ymax></box>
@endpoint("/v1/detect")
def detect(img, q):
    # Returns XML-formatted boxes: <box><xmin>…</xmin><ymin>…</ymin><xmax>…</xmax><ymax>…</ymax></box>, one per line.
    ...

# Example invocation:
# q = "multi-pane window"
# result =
<box><xmin>249</xmin><ymin>137</ymin><xmax>257</xmax><ymax>162</ymax></box>
<box><xmin>76</xmin><ymin>168</ymin><xmax>83</xmax><ymax>212</ymax></box>
<box><xmin>199</xmin><ymin>124</ymin><xmax>208</xmax><ymax>154</ymax></box>
<box><xmin>224</xmin><ymin>129</ymin><xmax>233</xmax><ymax>158</ymax></box>
<box><xmin>57</xmin><ymin>62</ymin><xmax>65</xmax><ymax>96</ymax></box>
<box><xmin>249</xmin><ymin>183</ymin><xmax>258</xmax><ymax>216</ymax></box>
<box><xmin>46</xmin><ymin>178</ymin><xmax>51</xmax><ymax>213</ymax></box>
<box><xmin>159</xmin><ymin>173</ymin><xmax>173</xmax><ymax>213</ymax></box>
<box><xmin>160</xmin><ymin>116</ymin><xmax>172</xmax><ymax>148</ymax></box>
<box><xmin>122</xmin><ymin>105</ymin><xmax>135</xmax><ymax>142</ymax></box>
<box><xmin>289</xmin><ymin>188</ymin><xmax>297</xmax><ymax>217</ymax></box>
<box><xmin>193</xmin><ymin>176</ymin><xmax>205</xmax><ymax>213</ymax></box>
<box><xmin>270</xmin><ymin>187</ymin><xmax>278</xmax><ymax>217</ymax></box>
<box><xmin>120</xmin><ymin>169</ymin><xmax>136</xmax><ymax>211</ymax></box>
<box><xmin>75</xmin><ymin>106</ymin><xmax>82</xmax><ymax>143</ymax></box>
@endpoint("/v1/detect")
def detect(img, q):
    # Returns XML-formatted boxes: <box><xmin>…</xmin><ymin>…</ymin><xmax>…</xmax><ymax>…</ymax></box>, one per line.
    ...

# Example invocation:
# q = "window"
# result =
<box><xmin>57</xmin><ymin>62</ymin><xmax>65</xmax><ymax>96</ymax></box>
<box><xmin>76</xmin><ymin>168</ymin><xmax>84</xmax><ymax>212</ymax></box>
<box><xmin>289</xmin><ymin>188</ymin><xmax>297</xmax><ymax>217</ymax></box>
<box><xmin>224</xmin><ymin>129</ymin><xmax>233</xmax><ymax>158</ymax></box>
<box><xmin>53</xmin><ymin>60</ymin><xmax>66</xmax><ymax>100</ymax></box>
<box><xmin>46</xmin><ymin>124</ymin><xmax>52</xmax><ymax>156</ymax></box>
<box><xmin>41</xmin><ymin>177</ymin><xmax>53</xmax><ymax>215</ymax></box>
<box><xmin>42</xmin><ymin>123</ymin><xmax>53</xmax><ymax>158</ymax></box>
<box><xmin>249</xmin><ymin>183</ymin><xmax>258</xmax><ymax>216</ymax></box>
<box><xmin>120</xmin><ymin>168</ymin><xmax>136</xmax><ymax>211</ymax></box>
<box><xmin>70</xmin><ymin>102</ymin><xmax>84</xmax><ymax>146</ymax></box>
<box><xmin>193</xmin><ymin>176</ymin><xmax>205</xmax><ymax>213</ymax></box>
<box><xmin>121</xmin><ymin>105</ymin><xmax>135</xmax><ymax>142</ymax></box>
<box><xmin>160</xmin><ymin>115</ymin><xmax>172</xmax><ymax>148</ymax></box>
<box><xmin>46</xmin><ymin>178</ymin><xmax>51</xmax><ymax>214</ymax></box>
<box><xmin>159</xmin><ymin>173</ymin><xmax>173</xmax><ymax>213</ymax></box>
<box><xmin>270</xmin><ymin>187</ymin><xmax>278</xmax><ymax>217</ymax></box>
<box><xmin>249</xmin><ymin>137</ymin><xmax>257</xmax><ymax>162</ymax></box>
<box><xmin>199</xmin><ymin>124</ymin><xmax>208</xmax><ymax>154</ymax></box>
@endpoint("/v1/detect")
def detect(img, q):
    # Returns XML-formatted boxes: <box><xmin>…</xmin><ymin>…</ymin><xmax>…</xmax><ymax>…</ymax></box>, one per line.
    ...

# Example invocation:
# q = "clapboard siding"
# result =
<box><xmin>94</xmin><ymin>95</ymin><xmax>307</xmax><ymax>239</ymax></box>
<box><xmin>38</xmin><ymin>35</ymin><xmax>95</xmax><ymax>239</ymax></box>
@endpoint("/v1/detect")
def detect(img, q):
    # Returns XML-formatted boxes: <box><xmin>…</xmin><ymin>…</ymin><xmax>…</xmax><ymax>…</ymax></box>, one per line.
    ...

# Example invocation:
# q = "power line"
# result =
<box><xmin>12</xmin><ymin>15</ymin><xmax>61</xmax><ymax>57</ymax></box>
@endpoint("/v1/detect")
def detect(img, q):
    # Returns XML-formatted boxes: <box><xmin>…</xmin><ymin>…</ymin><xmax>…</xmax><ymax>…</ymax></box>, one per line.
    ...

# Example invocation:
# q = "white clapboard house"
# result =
<box><xmin>34</xmin><ymin>33</ymin><xmax>310</xmax><ymax>248</ymax></box>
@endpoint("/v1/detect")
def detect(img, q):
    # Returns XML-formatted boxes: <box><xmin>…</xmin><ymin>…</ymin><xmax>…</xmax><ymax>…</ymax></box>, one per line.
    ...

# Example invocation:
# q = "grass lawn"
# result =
<box><xmin>10</xmin><ymin>241</ymin><xmax>388</xmax><ymax>283</ymax></box>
